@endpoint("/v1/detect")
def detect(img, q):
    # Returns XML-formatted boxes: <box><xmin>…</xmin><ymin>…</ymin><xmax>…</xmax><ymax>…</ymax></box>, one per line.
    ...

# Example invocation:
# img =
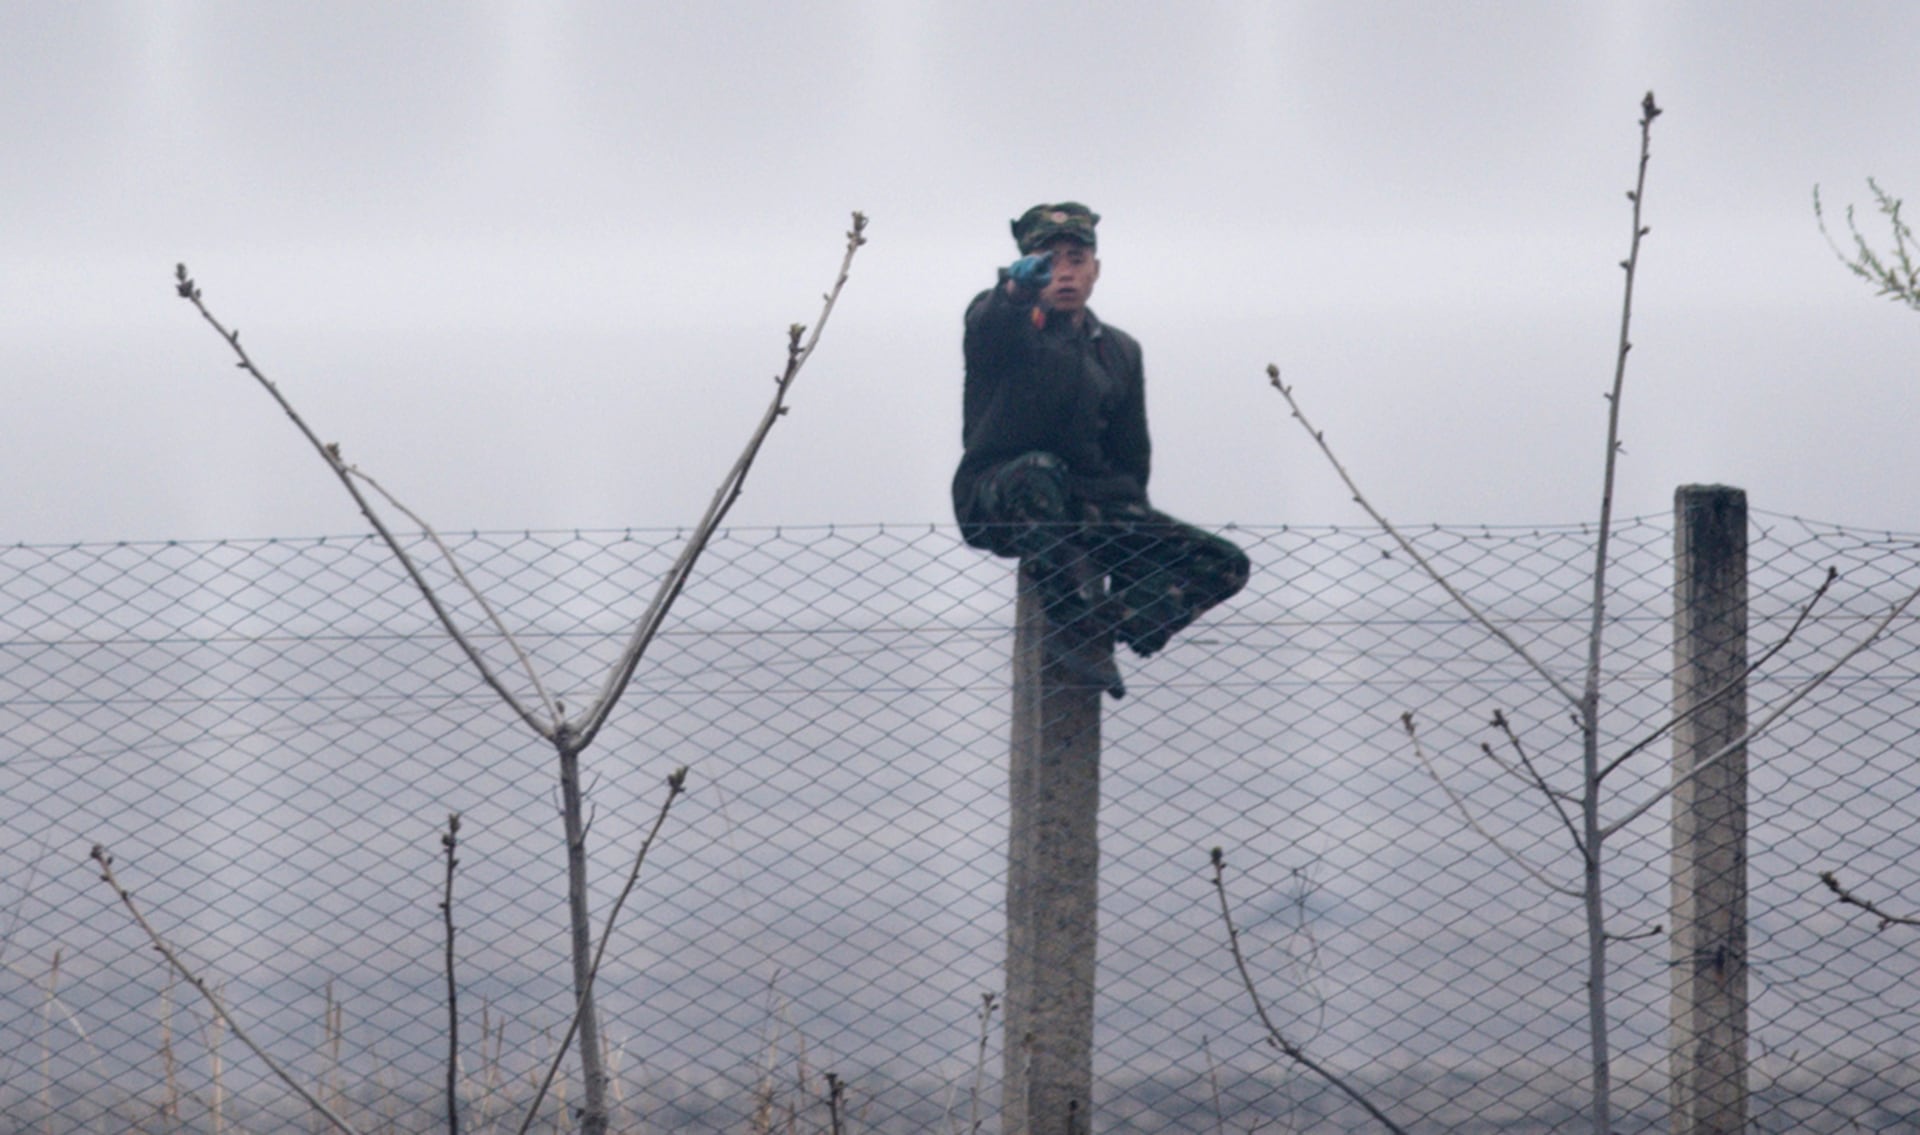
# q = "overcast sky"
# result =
<box><xmin>6</xmin><ymin>2</ymin><xmax>1919</xmax><ymax>543</ymax></box>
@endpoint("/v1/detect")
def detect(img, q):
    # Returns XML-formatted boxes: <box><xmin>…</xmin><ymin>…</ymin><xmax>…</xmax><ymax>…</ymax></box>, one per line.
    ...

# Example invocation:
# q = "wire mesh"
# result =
<box><xmin>2</xmin><ymin>515</ymin><xmax>1917</xmax><ymax>1133</ymax></box>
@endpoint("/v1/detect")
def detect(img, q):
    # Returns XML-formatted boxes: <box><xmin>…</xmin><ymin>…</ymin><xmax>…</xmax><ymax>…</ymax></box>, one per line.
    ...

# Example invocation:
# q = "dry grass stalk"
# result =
<box><xmin>161</xmin><ymin>971</ymin><xmax>181</xmax><ymax>1132</ymax></box>
<box><xmin>968</xmin><ymin>993</ymin><xmax>996</xmax><ymax>1135</ymax></box>
<box><xmin>465</xmin><ymin>1000</ymin><xmax>509</xmax><ymax>1134</ymax></box>
<box><xmin>604</xmin><ymin>1030</ymin><xmax>628</xmax><ymax>1131</ymax></box>
<box><xmin>370</xmin><ymin>1037</ymin><xmax>399</xmax><ymax>1135</ymax></box>
<box><xmin>40</xmin><ymin>948</ymin><xmax>59</xmax><ymax>1135</ymax></box>
<box><xmin>750</xmin><ymin>972</ymin><xmax>811</xmax><ymax>1135</ymax></box>
<box><xmin>206</xmin><ymin>996</ymin><xmax>226</xmax><ymax>1135</ymax></box>
<box><xmin>1201</xmin><ymin>1036</ymin><xmax>1226</xmax><ymax>1135</ymax></box>
<box><xmin>320</xmin><ymin>979</ymin><xmax>347</xmax><ymax>1128</ymax></box>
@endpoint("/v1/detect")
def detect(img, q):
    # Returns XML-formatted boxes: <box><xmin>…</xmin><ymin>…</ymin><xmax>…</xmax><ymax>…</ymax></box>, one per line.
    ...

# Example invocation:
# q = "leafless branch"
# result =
<box><xmin>90</xmin><ymin>845</ymin><xmax>364</xmax><ymax>1135</ymax></box>
<box><xmin>573</xmin><ymin>212</ymin><xmax>869</xmax><ymax>749</ymax></box>
<box><xmin>1602</xmin><ymin>565</ymin><xmax>1920</xmax><ymax>840</ymax></box>
<box><xmin>1820</xmin><ymin>870</ymin><xmax>1920</xmax><ymax>930</ymax></box>
<box><xmin>1210</xmin><ymin>848</ymin><xmax>1411</xmax><ymax>1135</ymax></box>
<box><xmin>349</xmin><ymin>467</ymin><xmax>561</xmax><ymax>725</ymax></box>
<box><xmin>1266</xmin><ymin>364</ymin><xmax>1578</xmax><ymax>709</ymax></box>
<box><xmin>1489</xmin><ymin>710</ymin><xmax>1585</xmax><ymax>852</ymax></box>
<box><xmin>513</xmin><ymin>766</ymin><xmax>687</xmax><ymax>1135</ymax></box>
<box><xmin>1604</xmin><ymin>922</ymin><xmax>1663</xmax><ymax>943</ymax></box>
<box><xmin>1402</xmin><ymin>713</ymin><xmax>1580</xmax><ymax>897</ymax></box>
<box><xmin>1580</xmin><ymin>90</ymin><xmax>1661</xmax><ymax>754</ymax></box>
<box><xmin>174</xmin><ymin>265</ymin><xmax>554</xmax><ymax>739</ymax></box>
<box><xmin>1598</xmin><ymin>565</ymin><xmax>1836</xmax><ymax>784</ymax></box>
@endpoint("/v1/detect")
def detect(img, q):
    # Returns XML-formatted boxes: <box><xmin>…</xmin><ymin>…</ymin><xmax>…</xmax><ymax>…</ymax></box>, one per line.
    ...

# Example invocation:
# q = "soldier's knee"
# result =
<box><xmin>993</xmin><ymin>452</ymin><xmax>1072</xmax><ymax>521</ymax></box>
<box><xmin>1198</xmin><ymin>537</ymin><xmax>1251</xmax><ymax>601</ymax></box>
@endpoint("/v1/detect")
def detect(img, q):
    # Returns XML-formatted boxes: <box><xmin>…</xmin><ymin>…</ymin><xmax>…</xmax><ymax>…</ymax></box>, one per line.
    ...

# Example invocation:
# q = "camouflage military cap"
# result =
<box><xmin>1011</xmin><ymin>202</ymin><xmax>1100</xmax><ymax>253</ymax></box>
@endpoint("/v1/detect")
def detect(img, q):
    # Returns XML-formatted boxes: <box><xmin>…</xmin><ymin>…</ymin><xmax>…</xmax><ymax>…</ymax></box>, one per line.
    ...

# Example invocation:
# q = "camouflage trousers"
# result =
<box><xmin>964</xmin><ymin>452</ymin><xmax>1250</xmax><ymax>657</ymax></box>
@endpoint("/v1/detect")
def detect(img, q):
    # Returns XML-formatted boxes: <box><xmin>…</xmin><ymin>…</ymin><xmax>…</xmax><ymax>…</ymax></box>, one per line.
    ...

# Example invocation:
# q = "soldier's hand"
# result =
<box><xmin>1002</xmin><ymin>251</ymin><xmax>1054</xmax><ymax>294</ymax></box>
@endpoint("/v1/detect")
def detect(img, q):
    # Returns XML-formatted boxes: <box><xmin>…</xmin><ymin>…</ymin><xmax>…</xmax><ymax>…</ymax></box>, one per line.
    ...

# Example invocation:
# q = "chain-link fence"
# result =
<box><xmin>3</xmin><ymin>514</ymin><xmax>1918</xmax><ymax>1134</ymax></box>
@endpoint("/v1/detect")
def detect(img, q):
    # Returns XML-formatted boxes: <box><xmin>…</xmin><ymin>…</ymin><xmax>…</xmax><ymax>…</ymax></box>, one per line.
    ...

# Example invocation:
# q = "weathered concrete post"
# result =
<box><xmin>1670</xmin><ymin>484</ymin><xmax>1749</xmax><ymax>1135</ymax></box>
<box><xmin>1003</xmin><ymin>568</ymin><xmax>1103</xmax><ymax>1135</ymax></box>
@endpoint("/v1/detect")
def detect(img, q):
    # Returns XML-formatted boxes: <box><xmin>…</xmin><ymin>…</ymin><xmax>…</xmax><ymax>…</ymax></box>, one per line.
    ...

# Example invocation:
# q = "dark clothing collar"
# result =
<box><xmin>1044</xmin><ymin>307</ymin><xmax>1104</xmax><ymax>340</ymax></box>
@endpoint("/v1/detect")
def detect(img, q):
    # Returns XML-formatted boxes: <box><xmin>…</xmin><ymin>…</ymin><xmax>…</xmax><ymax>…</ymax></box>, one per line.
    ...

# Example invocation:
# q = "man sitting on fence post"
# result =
<box><xmin>953</xmin><ymin>201</ymin><xmax>1250</xmax><ymax>698</ymax></box>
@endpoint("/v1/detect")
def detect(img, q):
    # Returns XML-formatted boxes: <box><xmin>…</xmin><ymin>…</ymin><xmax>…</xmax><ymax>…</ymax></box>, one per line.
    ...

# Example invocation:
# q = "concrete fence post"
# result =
<box><xmin>1003</xmin><ymin>567</ymin><xmax>1104</xmax><ymax>1135</ymax></box>
<box><xmin>1670</xmin><ymin>484</ymin><xmax>1749</xmax><ymax>1135</ymax></box>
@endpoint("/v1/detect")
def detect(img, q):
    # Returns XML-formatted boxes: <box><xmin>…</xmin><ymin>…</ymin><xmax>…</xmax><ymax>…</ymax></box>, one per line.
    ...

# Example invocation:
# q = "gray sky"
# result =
<box><xmin>6</xmin><ymin>1</ymin><xmax>1919</xmax><ymax>543</ymax></box>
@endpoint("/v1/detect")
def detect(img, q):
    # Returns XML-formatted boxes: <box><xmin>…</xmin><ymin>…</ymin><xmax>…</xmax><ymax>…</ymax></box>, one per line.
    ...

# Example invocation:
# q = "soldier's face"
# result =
<box><xmin>1039</xmin><ymin>239</ymin><xmax>1099</xmax><ymax>314</ymax></box>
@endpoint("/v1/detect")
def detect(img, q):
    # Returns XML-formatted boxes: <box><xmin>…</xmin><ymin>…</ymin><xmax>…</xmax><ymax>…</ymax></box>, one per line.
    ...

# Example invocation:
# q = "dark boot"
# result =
<box><xmin>1042</xmin><ymin>609</ymin><xmax>1126</xmax><ymax>699</ymax></box>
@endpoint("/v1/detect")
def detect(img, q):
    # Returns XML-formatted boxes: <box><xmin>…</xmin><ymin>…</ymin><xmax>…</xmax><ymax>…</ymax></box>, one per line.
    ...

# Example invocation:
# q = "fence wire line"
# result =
<box><xmin>2</xmin><ymin>516</ymin><xmax>1918</xmax><ymax>1134</ymax></box>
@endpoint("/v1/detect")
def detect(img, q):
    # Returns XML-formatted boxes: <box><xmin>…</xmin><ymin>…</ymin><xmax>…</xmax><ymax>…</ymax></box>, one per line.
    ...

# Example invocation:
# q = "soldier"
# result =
<box><xmin>954</xmin><ymin>202</ymin><xmax>1250</xmax><ymax>698</ymax></box>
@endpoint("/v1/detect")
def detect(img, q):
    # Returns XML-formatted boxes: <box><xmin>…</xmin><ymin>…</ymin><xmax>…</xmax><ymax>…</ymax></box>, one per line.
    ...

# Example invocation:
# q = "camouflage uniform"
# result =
<box><xmin>953</xmin><ymin>203</ymin><xmax>1249</xmax><ymax>661</ymax></box>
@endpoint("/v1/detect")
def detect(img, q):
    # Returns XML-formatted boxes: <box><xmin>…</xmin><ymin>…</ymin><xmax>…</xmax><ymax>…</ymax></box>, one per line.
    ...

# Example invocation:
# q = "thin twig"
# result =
<box><xmin>173</xmin><ymin>266</ymin><xmax>553</xmax><ymax>739</ymax></box>
<box><xmin>1598</xmin><ymin>565</ymin><xmax>1836</xmax><ymax>784</ymax></box>
<box><xmin>969</xmin><ymin>993</ymin><xmax>995</xmax><ymax>1135</ymax></box>
<box><xmin>1815</xmin><ymin>179</ymin><xmax>1920</xmax><ymax>311</ymax></box>
<box><xmin>440</xmin><ymin>813</ymin><xmax>462</xmax><ymax>1135</ymax></box>
<box><xmin>89</xmin><ymin>845</ymin><xmax>364</xmax><ymax>1135</ymax></box>
<box><xmin>1490</xmin><ymin>709</ymin><xmax>1586</xmax><ymax>853</ymax></box>
<box><xmin>1582</xmin><ymin>91</ymin><xmax>1661</xmax><ymax>754</ymax></box>
<box><xmin>1209</xmin><ymin>848</ymin><xmax>1411</xmax><ymax>1135</ymax></box>
<box><xmin>1401</xmin><ymin>713</ymin><xmax>1580</xmax><ymax>897</ymax></box>
<box><xmin>512</xmin><ymin>767</ymin><xmax>688</xmax><ymax>1135</ymax></box>
<box><xmin>1820</xmin><ymin>870</ymin><xmax>1920</xmax><ymax>930</ymax></box>
<box><xmin>351</xmin><ymin>469</ymin><xmax>562</xmax><ymax>725</ymax></box>
<box><xmin>573</xmin><ymin>212</ymin><xmax>869</xmax><ymax>749</ymax></box>
<box><xmin>1602</xmin><ymin>565</ymin><xmax>1920</xmax><ymax>841</ymax></box>
<box><xmin>39</xmin><ymin>948</ymin><xmax>58</xmax><ymax>1135</ymax></box>
<box><xmin>1201</xmin><ymin>1036</ymin><xmax>1227</xmax><ymax>1135</ymax></box>
<box><xmin>1266</xmin><ymin>365</ymin><xmax>1578</xmax><ymax>708</ymax></box>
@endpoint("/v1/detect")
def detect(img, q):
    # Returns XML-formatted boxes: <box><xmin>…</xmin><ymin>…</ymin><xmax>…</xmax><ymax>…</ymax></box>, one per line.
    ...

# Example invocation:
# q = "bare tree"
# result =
<box><xmin>1251</xmin><ymin>94</ymin><xmax>1920</xmax><ymax>1134</ymax></box>
<box><xmin>97</xmin><ymin>213</ymin><xmax>867</xmax><ymax>1135</ymax></box>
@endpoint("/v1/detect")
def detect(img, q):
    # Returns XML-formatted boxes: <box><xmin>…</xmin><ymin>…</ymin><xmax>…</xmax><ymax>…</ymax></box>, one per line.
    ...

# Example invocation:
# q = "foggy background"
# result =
<box><xmin>6</xmin><ymin>2</ymin><xmax>1920</xmax><ymax>544</ymax></box>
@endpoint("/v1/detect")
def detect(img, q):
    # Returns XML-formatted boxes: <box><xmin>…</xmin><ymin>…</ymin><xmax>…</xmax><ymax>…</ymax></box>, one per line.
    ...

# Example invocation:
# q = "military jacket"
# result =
<box><xmin>952</xmin><ymin>282</ymin><xmax>1152</xmax><ymax>548</ymax></box>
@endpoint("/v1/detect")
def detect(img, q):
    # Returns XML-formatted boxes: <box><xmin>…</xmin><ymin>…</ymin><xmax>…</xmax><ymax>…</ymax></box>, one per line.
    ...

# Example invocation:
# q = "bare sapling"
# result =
<box><xmin>153</xmin><ymin>212</ymin><xmax>866</xmax><ymax>1134</ymax></box>
<box><xmin>1252</xmin><ymin>93</ymin><xmax>1920</xmax><ymax>1133</ymax></box>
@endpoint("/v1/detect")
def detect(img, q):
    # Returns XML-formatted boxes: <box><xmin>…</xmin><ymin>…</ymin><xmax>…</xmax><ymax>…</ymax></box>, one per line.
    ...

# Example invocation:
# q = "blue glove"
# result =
<box><xmin>1003</xmin><ymin>251</ymin><xmax>1053</xmax><ymax>292</ymax></box>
